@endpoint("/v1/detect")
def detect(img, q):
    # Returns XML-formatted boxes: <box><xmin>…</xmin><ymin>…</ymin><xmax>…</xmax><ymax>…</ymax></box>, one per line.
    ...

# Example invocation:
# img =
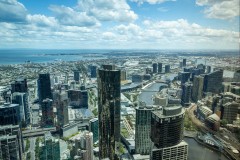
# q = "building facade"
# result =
<box><xmin>192</xmin><ymin>75</ymin><xmax>204</xmax><ymax>102</ymax></box>
<box><xmin>38</xmin><ymin>73</ymin><xmax>52</xmax><ymax>103</ymax></box>
<box><xmin>98</xmin><ymin>65</ymin><xmax>121</xmax><ymax>159</ymax></box>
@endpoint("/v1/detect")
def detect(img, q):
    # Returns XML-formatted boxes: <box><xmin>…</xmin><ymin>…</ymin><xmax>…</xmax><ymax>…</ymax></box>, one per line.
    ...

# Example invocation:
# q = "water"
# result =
<box><xmin>0</xmin><ymin>49</ymin><xmax>108</xmax><ymax>64</ymax></box>
<box><xmin>184</xmin><ymin>138</ymin><xmax>229</xmax><ymax>160</ymax></box>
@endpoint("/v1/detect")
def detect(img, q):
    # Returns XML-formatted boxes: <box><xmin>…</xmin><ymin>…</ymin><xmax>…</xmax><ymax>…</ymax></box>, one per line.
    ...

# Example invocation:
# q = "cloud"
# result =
<box><xmin>131</xmin><ymin>0</ymin><xmax>176</xmax><ymax>5</ymax></box>
<box><xmin>196</xmin><ymin>0</ymin><xmax>240</xmax><ymax>19</ymax></box>
<box><xmin>0</xmin><ymin>0</ymin><xmax>27</xmax><ymax>22</ymax></box>
<box><xmin>77</xmin><ymin>0</ymin><xmax>138</xmax><ymax>22</ymax></box>
<box><xmin>49</xmin><ymin>5</ymin><xmax>99</xmax><ymax>27</ymax></box>
<box><xmin>26</xmin><ymin>14</ymin><xmax>58</xmax><ymax>27</ymax></box>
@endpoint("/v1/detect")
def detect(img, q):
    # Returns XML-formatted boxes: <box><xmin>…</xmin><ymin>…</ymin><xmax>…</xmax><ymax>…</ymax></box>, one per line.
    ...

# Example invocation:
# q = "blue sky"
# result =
<box><xmin>0</xmin><ymin>0</ymin><xmax>239</xmax><ymax>50</ymax></box>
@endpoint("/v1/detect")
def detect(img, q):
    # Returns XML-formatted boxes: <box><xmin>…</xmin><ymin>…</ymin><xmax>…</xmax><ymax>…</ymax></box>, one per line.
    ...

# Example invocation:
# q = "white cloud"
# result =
<box><xmin>131</xmin><ymin>0</ymin><xmax>175</xmax><ymax>5</ymax></box>
<box><xmin>0</xmin><ymin>0</ymin><xmax>27</xmax><ymax>22</ymax></box>
<box><xmin>77</xmin><ymin>0</ymin><xmax>138</xmax><ymax>22</ymax></box>
<box><xmin>49</xmin><ymin>5</ymin><xmax>99</xmax><ymax>27</ymax></box>
<box><xmin>26</xmin><ymin>14</ymin><xmax>58</xmax><ymax>27</ymax></box>
<box><xmin>196</xmin><ymin>0</ymin><xmax>240</xmax><ymax>19</ymax></box>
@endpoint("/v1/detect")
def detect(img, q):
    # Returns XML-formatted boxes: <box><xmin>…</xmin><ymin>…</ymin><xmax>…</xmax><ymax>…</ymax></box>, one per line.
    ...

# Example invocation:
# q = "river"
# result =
<box><xmin>184</xmin><ymin>138</ymin><xmax>229</xmax><ymax>160</ymax></box>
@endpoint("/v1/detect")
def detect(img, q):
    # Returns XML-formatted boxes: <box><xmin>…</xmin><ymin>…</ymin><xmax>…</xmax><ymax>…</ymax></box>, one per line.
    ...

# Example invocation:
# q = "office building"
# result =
<box><xmin>39</xmin><ymin>132</ymin><xmax>60</xmax><ymax>160</ymax></box>
<box><xmin>121</xmin><ymin>70</ymin><xmax>127</xmax><ymax>81</ymax></box>
<box><xmin>183</xmin><ymin>59</ymin><xmax>186</xmax><ymax>67</ymax></box>
<box><xmin>89</xmin><ymin>118</ymin><xmax>98</xmax><ymax>143</ymax></box>
<box><xmin>135</xmin><ymin>105</ymin><xmax>153</xmax><ymax>155</ymax></box>
<box><xmin>74</xmin><ymin>70</ymin><xmax>80</xmax><ymax>82</ymax></box>
<box><xmin>150</xmin><ymin>106</ymin><xmax>187</xmax><ymax>160</ymax></box>
<box><xmin>192</xmin><ymin>75</ymin><xmax>204</xmax><ymax>102</ymax></box>
<box><xmin>158</xmin><ymin>63</ymin><xmax>162</xmax><ymax>73</ymax></box>
<box><xmin>233</xmin><ymin>70</ymin><xmax>240</xmax><ymax>82</ymax></box>
<box><xmin>165</xmin><ymin>65</ymin><xmax>170</xmax><ymax>73</ymax></box>
<box><xmin>12</xmin><ymin>92</ymin><xmax>30</xmax><ymax>125</ymax></box>
<box><xmin>203</xmin><ymin>70</ymin><xmax>223</xmax><ymax>94</ymax></box>
<box><xmin>222</xmin><ymin>102</ymin><xmax>240</xmax><ymax>123</ymax></box>
<box><xmin>98</xmin><ymin>64</ymin><xmax>121</xmax><ymax>159</ymax></box>
<box><xmin>38</xmin><ymin>73</ymin><xmax>52</xmax><ymax>103</ymax></box>
<box><xmin>68</xmin><ymin>88</ymin><xmax>88</xmax><ymax>109</ymax></box>
<box><xmin>90</xmin><ymin>66</ymin><xmax>97</xmax><ymax>78</ymax></box>
<box><xmin>179</xmin><ymin>72</ymin><xmax>190</xmax><ymax>84</ymax></box>
<box><xmin>152</xmin><ymin>63</ymin><xmax>157</xmax><ymax>73</ymax></box>
<box><xmin>74</xmin><ymin>131</ymin><xmax>93</xmax><ymax>160</ymax></box>
<box><xmin>53</xmin><ymin>91</ymin><xmax>69</xmax><ymax>128</ymax></box>
<box><xmin>11</xmin><ymin>78</ymin><xmax>28</xmax><ymax>93</ymax></box>
<box><xmin>0</xmin><ymin>103</ymin><xmax>20</xmax><ymax>125</ymax></box>
<box><xmin>0</xmin><ymin>125</ymin><xmax>23</xmax><ymax>160</ymax></box>
<box><xmin>181</xmin><ymin>82</ymin><xmax>192</xmax><ymax>106</ymax></box>
<box><xmin>41</xmin><ymin>98</ymin><xmax>54</xmax><ymax>127</ymax></box>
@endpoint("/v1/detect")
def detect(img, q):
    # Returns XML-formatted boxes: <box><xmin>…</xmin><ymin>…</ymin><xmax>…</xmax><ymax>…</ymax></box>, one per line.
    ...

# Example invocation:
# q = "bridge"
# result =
<box><xmin>22</xmin><ymin>127</ymin><xmax>57</xmax><ymax>138</ymax></box>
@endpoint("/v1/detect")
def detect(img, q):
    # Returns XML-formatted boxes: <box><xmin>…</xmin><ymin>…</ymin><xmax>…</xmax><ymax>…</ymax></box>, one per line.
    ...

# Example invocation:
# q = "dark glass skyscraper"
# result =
<box><xmin>183</xmin><ymin>59</ymin><xmax>186</xmax><ymax>67</ymax></box>
<box><xmin>38</xmin><ymin>73</ymin><xmax>52</xmax><ymax>103</ymax></box>
<box><xmin>98</xmin><ymin>64</ymin><xmax>120</xmax><ymax>160</ymax></box>
<box><xmin>203</xmin><ymin>69</ymin><xmax>223</xmax><ymax>94</ymax></box>
<box><xmin>152</xmin><ymin>63</ymin><xmax>157</xmax><ymax>73</ymax></box>
<box><xmin>11</xmin><ymin>78</ymin><xmax>28</xmax><ymax>93</ymax></box>
<box><xmin>158</xmin><ymin>63</ymin><xmax>162</xmax><ymax>73</ymax></box>
<box><xmin>41</xmin><ymin>98</ymin><xmax>54</xmax><ymax>127</ymax></box>
<box><xmin>165</xmin><ymin>65</ymin><xmax>170</xmax><ymax>73</ymax></box>
<box><xmin>74</xmin><ymin>70</ymin><xmax>80</xmax><ymax>82</ymax></box>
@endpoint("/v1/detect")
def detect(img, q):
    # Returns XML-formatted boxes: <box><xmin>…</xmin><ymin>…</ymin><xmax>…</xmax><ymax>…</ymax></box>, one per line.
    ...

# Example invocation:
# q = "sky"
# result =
<box><xmin>0</xmin><ymin>0</ymin><xmax>239</xmax><ymax>50</ymax></box>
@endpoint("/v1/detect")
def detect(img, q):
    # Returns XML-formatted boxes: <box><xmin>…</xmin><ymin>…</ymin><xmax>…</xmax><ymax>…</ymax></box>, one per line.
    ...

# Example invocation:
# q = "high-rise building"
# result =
<box><xmin>41</xmin><ymin>98</ymin><xmax>54</xmax><ymax>127</ymax></box>
<box><xmin>39</xmin><ymin>132</ymin><xmax>60</xmax><ymax>160</ymax></box>
<box><xmin>165</xmin><ymin>65</ymin><xmax>170</xmax><ymax>73</ymax></box>
<box><xmin>89</xmin><ymin>118</ymin><xmax>98</xmax><ymax>143</ymax></box>
<box><xmin>53</xmin><ymin>91</ymin><xmax>69</xmax><ymax>128</ymax></box>
<box><xmin>152</xmin><ymin>63</ymin><xmax>157</xmax><ymax>73</ymax></box>
<box><xmin>203</xmin><ymin>69</ymin><xmax>223</xmax><ymax>94</ymax></box>
<box><xmin>74</xmin><ymin>70</ymin><xmax>80</xmax><ymax>82</ymax></box>
<box><xmin>135</xmin><ymin>105</ymin><xmax>153</xmax><ymax>155</ymax></box>
<box><xmin>11</xmin><ymin>78</ymin><xmax>28</xmax><ymax>93</ymax></box>
<box><xmin>74</xmin><ymin>131</ymin><xmax>94</xmax><ymax>160</ymax></box>
<box><xmin>150</xmin><ymin>106</ymin><xmax>187</xmax><ymax>160</ymax></box>
<box><xmin>179</xmin><ymin>72</ymin><xmax>191</xmax><ymax>84</ymax></box>
<box><xmin>12</xmin><ymin>92</ymin><xmax>30</xmax><ymax>125</ymax></box>
<box><xmin>183</xmin><ymin>59</ymin><xmax>186</xmax><ymax>67</ymax></box>
<box><xmin>158</xmin><ymin>63</ymin><xmax>162</xmax><ymax>73</ymax></box>
<box><xmin>207</xmin><ymin>66</ymin><xmax>211</xmax><ymax>73</ymax></box>
<box><xmin>0</xmin><ymin>103</ymin><xmax>20</xmax><ymax>125</ymax></box>
<box><xmin>38</xmin><ymin>73</ymin><xmax>52</xmax><ymax>103</ymax></box>
<box><xmin>121</xmin><ymin>70</ymin><xmax>127</xmax><ymax>81</ymax></box>
<box><xmin>67</xmin><ymin>88</ymin><xmax>88</xmax><ymax>109</ymax></box>
<box><xmin>181</xmin><ymin>82</ymin><xmax>192</xmax><ymax>106</ymax></box>
<box><xmin>90</xmin><ymin>66</ymin><xmax>97</xmax><ymax>78</ymax></box>
<box><xmin>192</xmin><ymin>75</ymin><xmax>204</xmax><ymax>102</ymax></box>
<box><xmin>222</xmin><ymin>102</ymin><xmax>240</xmax><ymax>123</ymax></box>
<box><xmin>0</xmin><ymin>125</ymin><xmax>23</xmax><ymax>160</ymax></box>
<box><xmin>98</xmin><ymin>64</ymin><xmax>121</xmax><ymax>160</ymax></box>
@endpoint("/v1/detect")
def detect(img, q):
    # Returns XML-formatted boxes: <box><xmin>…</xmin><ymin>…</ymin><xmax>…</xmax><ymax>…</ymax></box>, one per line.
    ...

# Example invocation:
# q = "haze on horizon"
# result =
<box><xmin>0</xmin><ymin>0</ymin><xmax>239</xmax><ymax>50</ymax></box>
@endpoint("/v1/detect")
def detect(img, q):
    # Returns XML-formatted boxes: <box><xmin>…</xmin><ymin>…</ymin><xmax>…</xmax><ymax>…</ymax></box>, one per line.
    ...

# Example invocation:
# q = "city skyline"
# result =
<box><xmin>0</xmin><ymin>0</ymin><xmax>239</xmax><ymax>50</ymax></box>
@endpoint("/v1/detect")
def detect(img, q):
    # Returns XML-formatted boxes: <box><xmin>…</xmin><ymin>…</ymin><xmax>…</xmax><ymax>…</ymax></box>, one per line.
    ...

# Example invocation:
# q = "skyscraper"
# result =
<box><xmin>98</xmin><ymin>64</ymin><xmax>120</xmax><ymax>160</ymax></box>
<box><xmin>192</xmin><ymin>75</ymin><xmax>204</xmax><ymax>102</ymax></box>
<box><xmin>203</xmin><ymin>69</ymin><xmax>223</xmax><ymax>94</ymax></box>
<box><xmin>0</xmin><ymin>103</ymin><xmax>20</xmax><ymax>125</ymax></box>
<box><xmin>38</xmin><ymin>73</ymin><xmax>52</xmax><ymax>103</ymax></box>
<box><xmin>12</xmin><ymin>92</ymin><xmax>30</xmax><ymax>125</ymax></box>
<box><xmin>89</xmin><ymin>118</ymin><xmax>98</xmax><ymax>143</ymax></box>
<box><xmin>74</xmin><ymin>70</ymin><xmax>80</xmax><ymax>82</ymax></box>
<box><xmin>90</xmin><ymin>66</ymin><xmax>97</xmax><ymax>78</ymax></box>
<box><xmin>158</xmin><ymin>63</ymin><xmax>162</xmax><ymax>73</ymax></box>
<box><xmin>39</xmin><ymin>132</ymin><xmax>60</xmax><ymax>160</ymax></box>
<box><xmin>0</xmin><ymin>125</ymin><xmax>23</xmax><ymax>160</ymax></box>
<box><xmin>179</xmin><ymin>72</ymin><xmax>191</xmax><ymax>84</ymax></box>
<box><xmin>135</xmin><ymin>105</ymin><xmax>153</xmax><ymax>155</ymax></box>
<box><xmin>53</xmin><ymin>91</ymin><xmax>69</xmax><ymax>128</ymax></box>
<box><xmin>150</xmin><ymin>106</ymin><xmax>188</xmax><ymax>160</ymax></box>
<box><xmin>165</xmin><ymin>65</ymin><xmax>170</xmax><ymax>73</ymax></box>
<box><xmin>11</xmin><ymin>78</ymin><xmax>28</xmax><ymax>93</ymax></box>
<box><xmin>41</xmin><ymin>98</ymin><xmax>54</xmax><ymax>127</ymax></box>
<box><xmin>181</xmin><ymin>82</ymin><xmax>192</xmax><ymax>106</ymax></box>
<box><xmin>152</xmin><ymin>63</ymin><xmax>157</xmax><ymax>73</ymax></box>
<box><xmin>183</xmin><ymin>59</ymin><xmax>186</xmax><ymax>67</ymax></box>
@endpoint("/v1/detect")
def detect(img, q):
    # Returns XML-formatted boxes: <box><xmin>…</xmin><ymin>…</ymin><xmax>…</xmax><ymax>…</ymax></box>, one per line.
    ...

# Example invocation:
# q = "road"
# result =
<box><xmin>30</xmin><ymin>137</ymin><xmax>36</xmax><ymax>160</ymax></box>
